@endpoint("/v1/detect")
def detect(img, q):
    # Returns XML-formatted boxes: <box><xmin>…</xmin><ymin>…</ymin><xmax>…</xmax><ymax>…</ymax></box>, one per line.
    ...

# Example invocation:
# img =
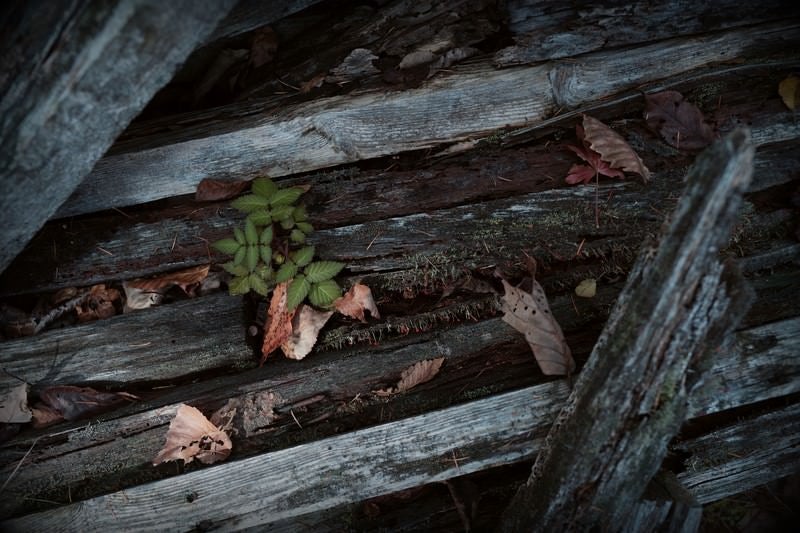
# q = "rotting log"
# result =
<box><xmin>0</xmin><ymin>0</ymin><xmax>237</xmax><ymax>275</ymax></box>
<box><xmin>4</xmin><ymin>323</ymin><xmax>798</xmax><ymax>530</ymax></box>
<box><xmin>499</xmin><ymin>131</ymin><xmax>756</xmax><ymax>530</ymax></box>
<box><xmin>52</xmin><ymin>19</ymin><xmax>800</xmax><ymax>218</ymax></box>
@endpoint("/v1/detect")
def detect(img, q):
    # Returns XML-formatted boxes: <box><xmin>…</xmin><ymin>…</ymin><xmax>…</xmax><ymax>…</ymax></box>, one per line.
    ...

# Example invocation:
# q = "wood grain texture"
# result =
<box><xmin>4</xmin><ymin>317</ymin><xmax>798</xmax><ymax>530</ymax></box>
<box><xmin>52</xmin><ymin>20</ymin><xmax>800</xmax><ymax>218</ymax></box>
<box><xmin>0</xmin><ymin>292</ymin><xmax>251</xmax><ymax>394</ymax></box>
<box><xmin>0</xmin><ymin>0</ymin><xmax>237</xmax><ymax>274</ymax></box>
<box><xmin>1</xmin><ymin>314</ymin><xmax>796</xmax><ymax>522</ymax></box>
<box><xmin>500</xmin><ymin>130</ymin><xmax>756</xmax><ymax>531</ymax></box>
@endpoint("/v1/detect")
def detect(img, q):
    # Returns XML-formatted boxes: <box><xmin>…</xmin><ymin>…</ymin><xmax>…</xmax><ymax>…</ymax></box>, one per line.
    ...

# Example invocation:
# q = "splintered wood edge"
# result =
<box><xmin>5</xmin><ymin>317</ymin><xmax>799</xmax><ymax>531</ymax></box>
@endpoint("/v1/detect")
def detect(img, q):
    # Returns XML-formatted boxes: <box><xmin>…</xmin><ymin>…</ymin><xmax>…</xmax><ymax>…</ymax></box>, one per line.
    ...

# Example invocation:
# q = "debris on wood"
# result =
<box><xmin>334</xmin><ymin>283</ymin><xmax>380</xmax><ymax>322</ymax></box>
<box><xmin>261</xmin><ymin>282</ymin><xmax>296</xmax><ymax>363</ymax></box>
<box><xmin>123</xmin><ymin>265</ymin><xmax>210</xmax><ymax>312</ymax></box>
<box><xmin>499</xmin><ymin>262</ymin><xmax>574</xmax><ymax>376</ymax></box>
<box><xmin>281</xmin><ymin>304</ymin><xmax>334</xmax><ymax>360</ymax></box>
<box><xmin>195</xmin><ymin>178</ymin><xmax>250</xmax><ymax>201</ymax></box>
<box><xmin>248</xmin><ymin>26</ymin><xmax>278</xmax><ymax>69</ymax></box>
<box><xmin>581</xmin><ymin>114</ymin><xmax>651</xmax><ymax>182</ymax></box>
<box><xmin>153</xmin><ymin>404</ymin><xmax>233</xmax><ymax>466</ymax></box>
<box><xmin>75</xmin><ymin>284</ymin><xmax>120</xmax><ymax>323</ymax></box>
<box><xmin>645</xmin><ymin>90</ymin><xmax>715</xmax><ymax>150</ymax></box>
<box><xmin>38</xmin><ymin>385</ymin><xmax>138</xmax><ymax>422</ymax></box>
<box><xmin>575</xmin><ymin>279</ymin><xmax>597</xmax><ymax>299</ymax></box>
<box><xmin>375</xmin><ymin>357</ymin><xmax>445</xmax><ymax>397</ymax></box>
<box><xmin>779</xmin><ymin>74</ymin><xmax>799</xmax><ymax>111</ymax></box>
<box><xmin>0</xmin><ymin>382</ymin><xmax>32</xmax><ymax>424</ymax></box>
<box><xmin>210</xmin><ymin>391</ymin><xmax>283</xmax><ymax>438</ymax></box>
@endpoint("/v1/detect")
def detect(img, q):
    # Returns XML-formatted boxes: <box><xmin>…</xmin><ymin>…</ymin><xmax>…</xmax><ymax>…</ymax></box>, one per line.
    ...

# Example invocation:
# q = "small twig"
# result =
<box><xmin>96</xmin><ymin>246</ymin><xmax>114</xmax><ymax>256</ymax></box>
<box><xmin>112</xmin><ymin>207</ymin><xmax>133</xmax><ymax>219</ymax></box>
<box><xmin>366</xmin><ymin>232</ymin><xmax>382</xmax><ymax>251</ymax></box>
<box><xmin>1</xmin><ymin>437</ymin><xmax>40</xmax><ymax>494</ymax></box>
<box><xmin>289</xmin><ymin>409</ymin><xmax>302</xmax><ymax>429</ymax></box>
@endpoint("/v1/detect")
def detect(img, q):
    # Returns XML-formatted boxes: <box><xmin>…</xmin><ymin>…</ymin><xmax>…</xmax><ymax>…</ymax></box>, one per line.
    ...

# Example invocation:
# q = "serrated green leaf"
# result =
<box><xmin>229</xmin><ymin>275</ymin><xmax>250</xmax><ymax>295</ymax></box>
<box><xmin>296</xmin><ymin>222</ymin><xmax>314</xmax><ymax>235</ymax></box>
<box><xmin>286</xmin><ymin>276</ymin><xmax>310</xmax><ymax>310</ymax></box>
<box><xmin>245</xmin><ymin>219</ymin><xmax>258</xmax><ymax>245</ymax></box>
<box><xmin>233</xmin><ymin>245</ymin><xmax>247</xmax><ymax>266</ymax></box>
<box><xmin>213</xmin><ymin>238</ymin><xmax>241</xmax><ymax>255</ymax></box>
<box><xmin>222</xmin><ymin>261</ymin><xmax>248</xmax><ymax>277</ymax></box>
<box><xmin>252</xmin><ymin>177</ymin><xmax>278</xmax><ymax>200</ymax></box>
<box><xmin>304</xmin><ymin>261</ymin><xmax>345</xmax><ymax>283</ymax></box>
<box><xmin>290</xmin><ymin>229</ymin><xmax>306</xmax><ymax>244</ymax></box>
<box><xmin>259</xmin><ymin>225</ymin><xmax>273</xmax><ymax>245</ymax></box>
<box><xmin>308</xmin><ymin>279</ymin><xmax>341</xmax><ymax>308</ymax></box>
<box><xmin>270</xmin><ymin>187</ymin><xmax>305</xmax><ymax>207</ymax></box>
<box><xmin>260</xmin><ymin>244</ymin><xmax>272</xmax><ymax>265</ymax></box>
<box><xmin>291</xmin><ymin>245</ymin><xmax>315</xmax><ymax>267</ymax></box>
<box><xmin>271</xmin><ymin>205</ymin><xmax>294</xmax><ymax>221</ymax></box>
<box><xmin>280</xmin><ymin>217</ymin><xmax>295</xmax><ymax>230</ymax></box>
<box><xmin>275</xmin><ymin>261</ymin><xmax>298</xmax><ymax>283</ymax></box>
<box><xmin>247</xmin><ymin>209</ymin><xmax>271</xmax><ymax>226</ymax></box>
<box><xmin>256</xmin><ymin>264</ymin><xmax>273</xmax><ymax>281</ymax></box>
<box><xmin>231</xmin><ymin>194</ymin><xmax>270</xmax><ymax>213</ymax></box>
<box><xmin>293</xmin><ymin>205</ymin><xmax>308</xmax><ymax>222</ymax></box>
<box><xmin>234</xmin><ymin>227</ymin><xmax>246</xmax><ymax>245</ymax></box>
<box><xmin>249</xmin><ymin>273</ymin><xmax>269</xmax><ymax>296</ymax></box>
<box><xmin>246</xmin><ymin>245</ymin><xmax>259</xmax><ymax>272</ymax></box>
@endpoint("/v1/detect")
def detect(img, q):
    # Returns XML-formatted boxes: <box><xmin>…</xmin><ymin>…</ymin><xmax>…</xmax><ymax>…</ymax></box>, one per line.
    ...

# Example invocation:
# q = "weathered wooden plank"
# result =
<box><xmin>5</xmin><ymin>317</ymin><xmax>799</xmax><ymax>531</ymax></box>
<box><xmin>0</xmin><ymin>292</ymin><xmax>252</xmax><ymax>395</ymax></box>
<box><xmin>206</xmin><ymin>0</ymin><xmax>322</xmax><ymax>42</ymax></box>
<box><xmin>677</xmin><ymin>402</ymin><xmax>800</xmax><ymax>505</ymax></box>
<box><xmin>496</xmin><ymin>0</ymin><xmax>793</xmax><ymax>66</ymax></box>
<box><xmin>500</xmin><ymin>130</ymin><xmax>755</xmax><ymax>530</ymax></box>
<box><xmin>52</xmin><ymin>20</ymin><xmax>800</xmax><ymax>218</ymax></box>
<box><xmin>0</xmin><ymin>0</ymin><xmax>237</xmax><ymax>274</ymax></box>
<box><xmin>1</xmin><ymin>311</ymin><xmax>796</xmax><ymax>522</ymax></box>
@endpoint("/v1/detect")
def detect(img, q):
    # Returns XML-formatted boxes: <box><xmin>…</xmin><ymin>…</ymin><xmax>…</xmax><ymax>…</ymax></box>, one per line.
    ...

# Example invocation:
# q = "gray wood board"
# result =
<box><xmin>0</xmin><ymin>0</ymin><xmax>237</xmax><ymax>274</ymax></box>
<box><xmin>4</xmin><ymin>317</ymin><xmax>799</xmax><ymax>531</ymax></box>
<box><xmin>53</xmin><ymin>20</ymin><xmax>800</xmax><ymax>218</ymax></box>
<box><xmin>1</xmin><ymin>315</ymin><xmax>797</xmax><ymax>523</ymax></box>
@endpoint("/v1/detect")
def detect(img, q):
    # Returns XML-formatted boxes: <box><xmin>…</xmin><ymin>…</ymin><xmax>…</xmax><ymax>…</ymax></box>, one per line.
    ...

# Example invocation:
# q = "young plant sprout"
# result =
<box><xmin>212</xmin><ymin>177</ymin><xmax>344</xmax><ymax>309</ymax></box>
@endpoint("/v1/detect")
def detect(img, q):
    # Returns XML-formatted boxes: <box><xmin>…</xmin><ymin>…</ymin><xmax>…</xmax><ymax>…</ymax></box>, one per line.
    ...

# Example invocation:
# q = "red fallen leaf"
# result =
<box><xmin>582</xmin><ymin>115</ymin><xmax>650</xmax><ymax>181</ymax></box>
<box><xmin>75</xmin><ymin>284</ymin><xmax>120</xmax><ymax>323</ymax></box>
<box><xmin>195</xmin><ymin>178</ymin><xmax>250</xmax><ymax>202</ymax></box>
<box><xmin>565</xmin><ymin>127</ymin><xmax>625</xmax><ymax>185</ymax></box>
<box><xmin>39</xmin><ymin>386</ymin><xmax>138</xmax><ymax>421</ymax></box>
<box><xmin>261</xmin><ymin>282</ymin><xmax>296</xmax><ymax>364</ymax></box>
<box><xmin>30</xmin><ymin>403</ymin><xmax>63</xmax><ymax>428</ymax></box>
<box><xmin>334</xmin><ymin>283</ymin><xmax>380</xmax><ymax>322</ymax></box>
<box><xmin>645</xmin><ymin>91</ymin><xmax>715</xmax><ymax>151</ymax></box>
<box><xmin>153</xmin><ymin>404</ymin><xmax>232</xmax><ymax>466</ymax></box>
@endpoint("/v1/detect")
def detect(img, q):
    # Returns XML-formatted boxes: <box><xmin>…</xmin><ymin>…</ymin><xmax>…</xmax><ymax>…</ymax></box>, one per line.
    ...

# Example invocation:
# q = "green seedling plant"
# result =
<box><xmin>212</xmin><ymin>177</ymin><xmax>344</xmax><ymax>310</ymax></box>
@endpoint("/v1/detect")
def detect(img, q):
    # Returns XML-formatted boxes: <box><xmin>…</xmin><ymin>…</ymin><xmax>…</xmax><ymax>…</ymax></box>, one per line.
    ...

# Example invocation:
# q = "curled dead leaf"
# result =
<box><xmin>0</xmin><ymin>382</ymin><xmax>32</xmax><ymax>423</ymax></box>
<box><xmin>582</xmin><ymin>114</ymin><xmax>650</xmax><ymax>182</ymax></box>
<box><xmin>334</xmin><ymin>283</ymin><xmax>380</xmax><ymax>322</ymax></box>
<box><xmin>153</xmin><ymin>404</ymin><xmax>232</xmax><ymax>466</ymax></box>
<box><xmin>75</xmin><ymin>284</ymin><xmax>120</xmax><ymax>323</ymax></box>
<box><xmin>374</xmin><ymin>357</ymin><xmax>445</xmax><ymax>396</ymax></box>
<box><xmin>500</xmin><ymin>276</ymin><xmax>574</xmax><ymax>376</ymax></box>
<box><xmin>40</xmin><ymin>385</ymin><xmax>138</xmax><ymax>421</ymax></box>
<box><xmin>281</xmin><ymin>304</ymin><xmax>334</xmax><ymax>360</ymax></box>
<box><xmin>124</xmin><ymin>265</ymin><xmax>210</xmax><ymax>312</ymax></box>
<box><xmin>644</xmin><ymin>91</ymin><xmax>715</xmax><ymax>151</ymax></box>
<box><xmin>261</xmin><ymin>282</ymin><xmax>296</xmax><ymax>364</ymax></box>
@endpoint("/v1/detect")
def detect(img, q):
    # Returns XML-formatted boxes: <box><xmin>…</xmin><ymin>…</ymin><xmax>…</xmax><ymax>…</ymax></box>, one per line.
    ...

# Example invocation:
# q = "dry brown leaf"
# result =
<box><xmin>40</xmin><ymin>385</ymin><xmax>138</xmax><ymax>421</ymax></box>
<box><xmin>249</xmin><ymin>26</ymin><xmax>278</xmax><ymax>69</ymax></box>
<box><xmin>375</xmin><ymin>357</ymin><xmax>445</xmax><ymax>397</ymax></box>
<box><xmin>779</xmin><ymin>74</ymin><xmax>800</xmax><ymax>111</ymax></box>
<box><xmin>644</xmin><ymin>91</ymin><xmax>715</xmax><ymax>151</ymax></box>
<box><xmin>582</xmin><ymin>114</ymin><xmax>651</xmax><ymax>182</ymax></box>
<box><xmin>123</xmin><ymin>265</ymin><xmax>210</xmax><ymax>312</ymax></box>
<box><xmin>195</xmin><ymin>178</ymin><xmax>250</xmax><ymax>202</ymax></box>
<box><xmin>210</xmin><ymin>391</ymin><xmax>282</xmax><ymax>438</ymax></box>
<box><xmin>334</xmin><ymin>283</ymin><xmax>380</xmax><ymax>322</ymax></box>
<box><xmin>0</xmin><ymin>382</ymin><xmax>32</xmax><ymax>423</ymax></box>
<box><xmin>281</xmin><ymin>304</ymin><xmax>334</xmax><ymax>360</ymax></box>
<box><xmin>500</xmin><ymin>278</ymin><xmax>574</xmax><ymax>376</ymax></box>
<box><xmin>153</xmin><ymin>404</ymin><xmax>232</xmax><ymax>466</ymax></box>
<box><xmin>30</xmin><ymin>403</ymin><xmax>63</xmax><ymax>428</ymax></box>
<box><xmin>261</xmin><ymin>282</ymin><xmax>296</xmax><ymax>364</ymax></box>
<box><xmin>75</xmin><ymin>284</ymin><xmax>120</xmax><ymax>323</ymax></box>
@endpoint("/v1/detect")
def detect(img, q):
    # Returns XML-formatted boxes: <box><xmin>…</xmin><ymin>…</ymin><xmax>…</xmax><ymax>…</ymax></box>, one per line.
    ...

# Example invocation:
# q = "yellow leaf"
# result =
<box><xmin>575</xmin><ymin>278</ymin><xmax>597</xmax><ymax>298</ymax></box>
<box><xmin>779</xmin><ymin>75</ymin><xmax>800</xmax><ymax>111</ymax></box>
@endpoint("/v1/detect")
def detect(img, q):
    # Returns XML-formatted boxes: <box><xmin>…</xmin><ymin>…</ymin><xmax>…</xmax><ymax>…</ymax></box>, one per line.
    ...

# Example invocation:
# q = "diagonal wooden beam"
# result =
<box><xmin>0</xmin><ymin>0</ymin><xmax>237</xmax><ymax>274</ymax></box>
